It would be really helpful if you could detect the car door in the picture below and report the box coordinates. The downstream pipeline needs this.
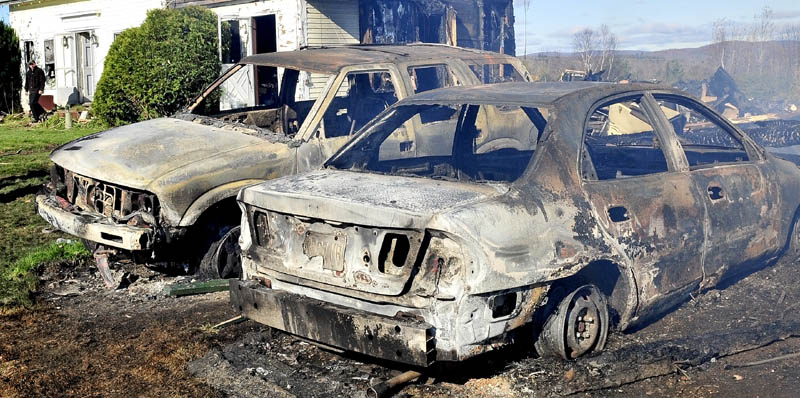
[651,94,780,286]
[580,92,707,316]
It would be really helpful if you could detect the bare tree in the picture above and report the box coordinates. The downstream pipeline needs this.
[573,28,597,72]
[598,24,617,77]
[753,6,775,72]
[522,0,531,57]
[712,18,728,68]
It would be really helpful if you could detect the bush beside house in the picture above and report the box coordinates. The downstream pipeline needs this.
[0,21,22,114]
[93,6,221,126]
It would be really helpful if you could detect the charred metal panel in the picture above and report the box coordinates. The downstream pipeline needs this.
[230,280,435,366]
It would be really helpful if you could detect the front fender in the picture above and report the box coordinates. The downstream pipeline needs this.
[179,179,263,227]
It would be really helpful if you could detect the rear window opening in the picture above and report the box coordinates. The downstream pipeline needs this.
[327,103,551,183]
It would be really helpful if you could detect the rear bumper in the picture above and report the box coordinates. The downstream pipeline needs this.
[229,280,436,367]
[36,194,154,251]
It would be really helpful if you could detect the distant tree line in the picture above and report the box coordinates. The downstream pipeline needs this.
[711,6,800,101]
[522,6,800,104]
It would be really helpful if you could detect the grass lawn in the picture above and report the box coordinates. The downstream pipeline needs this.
[0,115,105,308]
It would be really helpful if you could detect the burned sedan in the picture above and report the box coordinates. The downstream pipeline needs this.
[231,81,800,366]
[35,44,528,285]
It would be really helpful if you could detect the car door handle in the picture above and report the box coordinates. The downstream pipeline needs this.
[608,206,630,223]
[708,186,724,200]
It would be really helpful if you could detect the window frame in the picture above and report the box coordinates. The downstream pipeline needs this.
[579,92,684,182]
[299,64,405,142]
[649,92,763,170]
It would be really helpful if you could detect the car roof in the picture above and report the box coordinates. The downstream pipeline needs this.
[398,81,677,107]
[240,44,518,74]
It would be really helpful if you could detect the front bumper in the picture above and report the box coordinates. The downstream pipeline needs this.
[36,194,154,251]
[230,280,436,366]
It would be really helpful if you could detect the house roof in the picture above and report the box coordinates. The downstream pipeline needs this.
[241,43,519,74]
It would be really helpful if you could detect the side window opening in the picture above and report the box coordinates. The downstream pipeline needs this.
[653,95,749,168]
[333,103,547,183]
[469,63,525,84]
[318,70,399,138]
[408,64,457,94]
[583,97,670,181]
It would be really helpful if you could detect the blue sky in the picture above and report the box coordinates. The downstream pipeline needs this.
[513,0,800,53]
[1,5,8,24]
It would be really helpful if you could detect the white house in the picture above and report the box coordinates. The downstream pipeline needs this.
[2,0,164,107]
[4,0,515,109]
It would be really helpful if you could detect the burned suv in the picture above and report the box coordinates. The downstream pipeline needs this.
[232,82,800,366]
[35,44,528,285]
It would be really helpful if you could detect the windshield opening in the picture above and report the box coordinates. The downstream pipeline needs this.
[189,64,332,137]
[327,103,550,183]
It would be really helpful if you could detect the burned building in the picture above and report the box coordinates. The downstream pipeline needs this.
[167,0,515,55]
[358,0,515,54]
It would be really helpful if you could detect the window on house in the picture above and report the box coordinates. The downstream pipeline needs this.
[44,39,55,80]
[221,20,243,64]
[582,96,670,180]
[23,41,35,65]
[653,95,750,168]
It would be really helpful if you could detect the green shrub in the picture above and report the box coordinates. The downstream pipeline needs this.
[0,21,22,114]
[93,6,221,126]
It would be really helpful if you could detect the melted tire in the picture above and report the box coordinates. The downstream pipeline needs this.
[198,226,242,280]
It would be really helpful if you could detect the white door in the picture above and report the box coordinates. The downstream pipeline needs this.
[220,18,255,110]
[77,32,96,100]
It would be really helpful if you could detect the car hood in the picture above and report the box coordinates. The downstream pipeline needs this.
[239,169,508,229]
[50,117,268,190]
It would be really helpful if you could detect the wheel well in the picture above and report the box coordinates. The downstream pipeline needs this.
[193,197,241,231]
[552,260,635,329]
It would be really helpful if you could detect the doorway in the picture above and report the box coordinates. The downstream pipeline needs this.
[252,15,278,106]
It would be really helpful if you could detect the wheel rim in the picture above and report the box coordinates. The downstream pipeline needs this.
[564,288,603,358]
[535,284,609,360]
[214,226,242,279]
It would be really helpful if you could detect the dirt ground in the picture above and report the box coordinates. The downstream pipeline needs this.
[1,253,799,398]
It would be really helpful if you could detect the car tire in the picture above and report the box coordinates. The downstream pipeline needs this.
[534,284,609,360]
[198,225,242,280]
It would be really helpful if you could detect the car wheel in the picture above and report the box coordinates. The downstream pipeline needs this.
[198,226,242,280]
[534,284,609,360]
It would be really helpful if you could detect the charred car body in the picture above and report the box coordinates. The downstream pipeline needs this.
[232,82,800,366]
[35,44,528,283]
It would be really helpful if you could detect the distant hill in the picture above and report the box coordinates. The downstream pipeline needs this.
[522,40,800,106]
